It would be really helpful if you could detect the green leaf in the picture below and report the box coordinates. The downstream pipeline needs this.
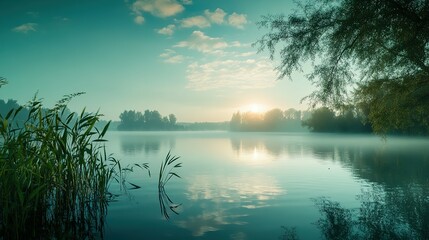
[100,121,110,138]
[5,109,14,120]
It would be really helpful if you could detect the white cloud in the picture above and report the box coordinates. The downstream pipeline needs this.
[160,49,185,63]
[228,12,247,29]
[159,49,174,58]
[230,41,242,47]
[175,31,228,54]
[157,24,175,35]
[186,58,277,90]
[165,55,185,63]
[134,15,145,24]
[177,9,247,29]
[239,51,256,57]
[181,16,211,28]
[181,0,192,5]
[204,8,226,24]
[131,0,184,23]
[12,23,38,33]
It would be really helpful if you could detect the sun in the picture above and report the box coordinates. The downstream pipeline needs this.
[242,103,267,113]
[250,104,263,113]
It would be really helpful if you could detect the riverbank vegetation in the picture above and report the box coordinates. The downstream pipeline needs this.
[229,106,373,133]
[302,107,372,133]
[0,79,181,238]
[256,0,429,136]
[0,87,113,238]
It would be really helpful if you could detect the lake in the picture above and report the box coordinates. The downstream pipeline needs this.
[103,131,429,239]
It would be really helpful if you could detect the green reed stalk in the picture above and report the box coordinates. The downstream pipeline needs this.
[0,93,115,239]
[158,151,182,220]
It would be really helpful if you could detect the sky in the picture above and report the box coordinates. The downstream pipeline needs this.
[1,0,315,122]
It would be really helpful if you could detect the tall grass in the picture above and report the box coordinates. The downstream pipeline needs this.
[0,92,114,239]
[0,79,182,238]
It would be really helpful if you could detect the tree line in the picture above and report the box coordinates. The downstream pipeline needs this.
[302,107,372,133]
[118,109,182,131]
[230,108,309,132]
[230,107,373,133]
[0,98,74,126]
[0,98,414,134]
[0,98,115,131]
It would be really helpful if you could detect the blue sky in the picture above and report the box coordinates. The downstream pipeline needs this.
[1,0,314,122]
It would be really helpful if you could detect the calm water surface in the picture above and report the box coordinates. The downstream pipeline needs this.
[103,131,429,239]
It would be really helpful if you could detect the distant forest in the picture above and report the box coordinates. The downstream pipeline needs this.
[118,110,182,130]
[0,98,110,130]
[117,110,229,131]
[230,108,309,132]
[0,99,380,134]
[230,107,372,133]
[0,99,74,125]
[0,99,26,123]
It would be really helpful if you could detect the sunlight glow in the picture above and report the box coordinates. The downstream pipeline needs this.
[252,147,261,160]
[242,103,267,113]
[235,145,275,164]
[250,104,262,113]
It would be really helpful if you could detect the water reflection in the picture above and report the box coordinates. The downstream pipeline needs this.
[120,133,176,155]
[230,134,429,187]
[176,209,247,237]
[312,184,429,240]
[109,132,429,239]
[230,134,304,159]
[177,174,284,236]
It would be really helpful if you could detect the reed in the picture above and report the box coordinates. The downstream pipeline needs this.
[158,151,182,220]
[0,92,114,239]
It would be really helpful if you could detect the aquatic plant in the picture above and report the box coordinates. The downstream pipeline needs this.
[0,92,114,239]
[0,79,182,238]
[158,151,182,220]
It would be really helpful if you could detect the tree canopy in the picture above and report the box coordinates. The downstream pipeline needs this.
[302,107,372,133]
[256,0,429,135]
[118,109,181,130]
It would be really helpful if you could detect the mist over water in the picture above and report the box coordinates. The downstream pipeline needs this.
[103,132,429,239]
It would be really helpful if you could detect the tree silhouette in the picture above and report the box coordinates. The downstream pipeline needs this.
[303,107,336,132]
[230,108,309,132]
[118,109,180,131]
[256,0,429,135]
[168,114,177,125]
[303,107,371,133]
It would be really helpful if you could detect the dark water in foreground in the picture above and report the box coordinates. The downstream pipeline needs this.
[103,132,429,239]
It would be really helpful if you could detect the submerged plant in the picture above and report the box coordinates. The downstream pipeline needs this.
[0,92,114,239]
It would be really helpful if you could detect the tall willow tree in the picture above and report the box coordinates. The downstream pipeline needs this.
[256,0,429,135]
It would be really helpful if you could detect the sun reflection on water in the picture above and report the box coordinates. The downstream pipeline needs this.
[236,145,277,164]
